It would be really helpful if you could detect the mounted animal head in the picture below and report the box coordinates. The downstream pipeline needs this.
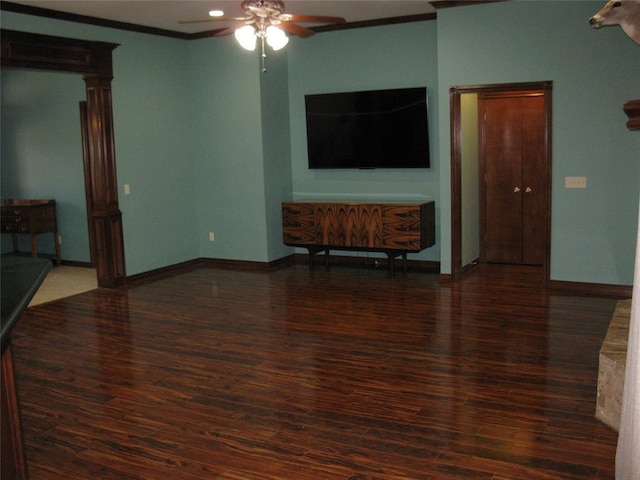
[590,0,640,45]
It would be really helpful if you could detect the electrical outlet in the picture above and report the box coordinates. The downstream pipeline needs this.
[565,176,587,189]
[209,232,215,242]
[124,184,131,195]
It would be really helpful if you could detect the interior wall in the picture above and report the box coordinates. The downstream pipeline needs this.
[187,35,294,264]
[437,1,640,284]
[2,2,639,285]
[188,36,274,263]
[113,32,197,275]
[0,12,199,276]
[260,52,294,262]
[1,69,89,262]
[286,20,440,262]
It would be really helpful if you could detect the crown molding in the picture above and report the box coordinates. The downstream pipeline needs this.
[0,1,192,39]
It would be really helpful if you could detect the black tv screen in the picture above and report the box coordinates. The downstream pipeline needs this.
[305,87,430,169]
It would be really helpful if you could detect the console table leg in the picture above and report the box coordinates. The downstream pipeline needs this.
[30,235,38,258]
[387,252,395,276]
[53,232,61,265]
[385,252,409,276]
[307,247,329,270]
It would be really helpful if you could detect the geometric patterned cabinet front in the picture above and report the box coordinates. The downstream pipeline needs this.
[282,201,435,274]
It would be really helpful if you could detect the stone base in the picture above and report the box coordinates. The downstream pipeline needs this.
[596,299,631,431]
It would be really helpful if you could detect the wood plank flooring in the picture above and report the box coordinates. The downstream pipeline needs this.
[11,264,620,479]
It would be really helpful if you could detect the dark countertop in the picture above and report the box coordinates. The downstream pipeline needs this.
[1,255,51,347]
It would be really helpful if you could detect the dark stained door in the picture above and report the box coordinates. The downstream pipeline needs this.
[480,92,546,265]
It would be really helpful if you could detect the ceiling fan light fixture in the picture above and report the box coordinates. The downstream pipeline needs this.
[180,1,345,71]
[235,25,257,50]
[265,26,289,51]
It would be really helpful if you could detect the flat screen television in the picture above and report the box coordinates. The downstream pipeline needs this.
[305,87,430,169]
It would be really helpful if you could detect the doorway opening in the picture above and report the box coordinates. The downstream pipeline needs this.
[450,81,552,285]
[2,29,126,288]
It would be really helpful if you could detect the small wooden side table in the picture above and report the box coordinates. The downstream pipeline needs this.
[1,199,61,265]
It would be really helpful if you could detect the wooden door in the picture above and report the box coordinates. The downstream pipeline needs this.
[480,92,546,265]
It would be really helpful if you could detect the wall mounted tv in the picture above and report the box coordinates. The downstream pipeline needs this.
[305,87,430,169]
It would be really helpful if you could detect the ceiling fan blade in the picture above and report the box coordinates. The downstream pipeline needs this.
[278,21,315,38]
[213,23,248,37]
[179,17,249,24]
[282,14,346,24]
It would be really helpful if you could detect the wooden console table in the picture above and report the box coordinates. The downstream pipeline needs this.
[1,199,61,265]
[282,200,435,274]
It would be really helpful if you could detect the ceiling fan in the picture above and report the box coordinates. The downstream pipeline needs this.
[180,1,347,71]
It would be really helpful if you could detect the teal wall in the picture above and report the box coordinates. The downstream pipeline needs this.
[112,31,196,274]
[2,1,639,285]
[188,36,268,262]
[259,51,294,261]
[286,21,440,262]
[1,13,197,275]
[188,37,292,263]
[437,1,640,284]
[1,70,89,261]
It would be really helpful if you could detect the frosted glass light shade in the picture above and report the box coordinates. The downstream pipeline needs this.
[266,26,289,51]
[235,26,257,51]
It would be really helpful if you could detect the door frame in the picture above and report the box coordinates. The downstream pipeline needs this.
[1,29,126,287]
[449,81,552,285]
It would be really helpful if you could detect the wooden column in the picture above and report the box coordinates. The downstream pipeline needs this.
[83,74,126,287]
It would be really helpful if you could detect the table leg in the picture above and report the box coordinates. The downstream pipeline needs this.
[30,235,37,258]
[53,232,61,265]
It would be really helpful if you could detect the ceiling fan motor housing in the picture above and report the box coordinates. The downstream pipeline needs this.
[242,1,286,18]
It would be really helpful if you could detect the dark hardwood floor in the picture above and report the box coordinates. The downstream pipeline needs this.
[11,263,620,479]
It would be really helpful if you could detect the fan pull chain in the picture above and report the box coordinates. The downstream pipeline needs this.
[261,35,267,73]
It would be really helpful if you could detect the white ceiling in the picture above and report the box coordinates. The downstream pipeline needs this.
[6,1,440,35]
